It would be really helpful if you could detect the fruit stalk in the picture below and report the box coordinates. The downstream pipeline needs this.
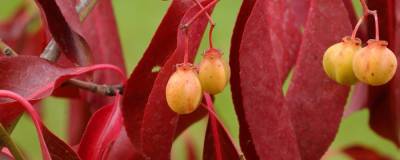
[352,0,380,40]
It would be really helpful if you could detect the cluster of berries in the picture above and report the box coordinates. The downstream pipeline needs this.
[166,48,230,114]
[323,36,397,86]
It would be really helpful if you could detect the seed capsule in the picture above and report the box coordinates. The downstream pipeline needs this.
[322,37,361,85]
[352,40,397,86]
[199,48,231,94]
[166,63,202,114]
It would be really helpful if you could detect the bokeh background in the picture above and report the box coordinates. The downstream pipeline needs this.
[0,0,400,159]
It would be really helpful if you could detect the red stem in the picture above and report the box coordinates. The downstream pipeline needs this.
[0,90,51,160]
[202,93,243,157]
[191,0,216,48]
[351,15,365,40]
[184,30,189,64]
[204,93,223,160]
[209,24,215,48]
[183,0,217,28]
[353,0,380,40]
[372,11,380,40]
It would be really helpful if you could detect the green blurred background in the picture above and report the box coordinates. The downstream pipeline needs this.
[1,0,400,159]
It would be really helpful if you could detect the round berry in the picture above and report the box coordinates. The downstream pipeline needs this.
[353,40,397,86]
[165,63,202,114]
[198,48,230,94]
[322,37,361,85]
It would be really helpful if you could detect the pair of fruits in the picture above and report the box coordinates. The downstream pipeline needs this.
[165,48,230,114]
[323,36,397,86]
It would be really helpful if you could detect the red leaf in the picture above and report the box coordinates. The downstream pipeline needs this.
[67,0,127,145]
[77,95,123,160]
[105,129,136,160]
[202,94,241,160]
[33,0,91,65]
[231,0,302,159]
[81,0,127,110]
[0,90,80,160]
[231,0,352,159]
[285,0,352,159]
[342,0,358,27]
[42,126,80,160]
[229,0,257,158]
[362,0,400,147]
[68,100,91,145]
[122,0,194,150]
[343,145,392,160]
[0,56,124,127]
[0,3,32,48]
[175,107,207,139]
[139,0,216,158]
[285,0,310,28]
[122,0,211,155]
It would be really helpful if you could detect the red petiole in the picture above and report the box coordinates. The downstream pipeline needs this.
[202,93,243,158]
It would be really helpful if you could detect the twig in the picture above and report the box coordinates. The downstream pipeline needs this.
[0,123,26,160]
[40,0,99,61]
[67,79,123,96]
[0,41,123,96]
[0,40,18,57]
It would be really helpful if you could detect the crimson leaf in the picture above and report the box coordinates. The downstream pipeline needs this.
[33,0,91,65]
[139,1,215,158]
[285,0,352,159]
[77,96,123,160]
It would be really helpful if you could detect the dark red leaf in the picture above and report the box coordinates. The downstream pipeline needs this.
[33,0,91,65]
[175,107,207,139]
[285,0,310,29]
[0,90,80,160]
[105,129,136,160]
[343,145,392,160]
[0,3,32,48]
[229,0,257,158]
[122,0,194,151]
[202,94,241,160]
[77,95,123,160]
[363,0,400,147]
[0,56,124,128]
[231,0,303,159]
[68,100,91,145]
[285,0,352,159]
[17,24,49,56]
[81,0,127,110]
[342,0,358,27]
[42,126,80,160]
[140,1,215,158]
[122,1,211,156]
[67,0,128,145]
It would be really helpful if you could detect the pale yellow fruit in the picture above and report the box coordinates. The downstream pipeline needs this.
[353,40,397,86]
[165,63,202,114]
[322,37,361,85]
[199,49,231,94]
